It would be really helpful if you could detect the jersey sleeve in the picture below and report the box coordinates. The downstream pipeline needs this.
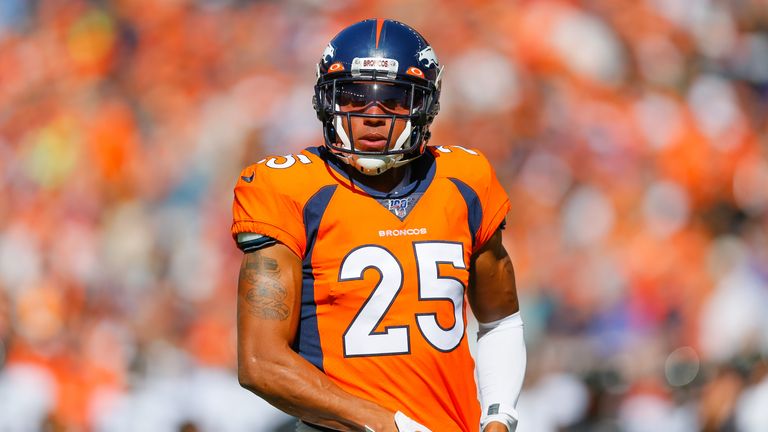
[475,154,511,251]
[231,164,306,258]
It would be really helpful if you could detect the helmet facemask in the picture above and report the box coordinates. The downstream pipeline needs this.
[315,74,441,175]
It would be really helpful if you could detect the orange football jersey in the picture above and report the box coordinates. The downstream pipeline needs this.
[232,145,510,431]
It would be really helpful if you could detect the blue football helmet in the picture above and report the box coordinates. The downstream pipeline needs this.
[313,19,443,175]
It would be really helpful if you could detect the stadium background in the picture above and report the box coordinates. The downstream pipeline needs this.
[1,0,767,430]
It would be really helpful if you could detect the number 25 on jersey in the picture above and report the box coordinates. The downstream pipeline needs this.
[341,241,465,357]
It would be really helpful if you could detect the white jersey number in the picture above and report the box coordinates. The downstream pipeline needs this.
[341,242,466,357]
[258,154,312,169]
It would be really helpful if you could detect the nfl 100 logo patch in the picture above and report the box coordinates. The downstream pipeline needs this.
[377,193,422,220]
[387,197,411,218]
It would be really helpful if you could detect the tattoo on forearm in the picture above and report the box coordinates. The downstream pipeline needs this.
[240,253,289,320]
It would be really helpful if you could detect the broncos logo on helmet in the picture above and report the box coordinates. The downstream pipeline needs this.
[322,43,335,65]
[417,46,439,68]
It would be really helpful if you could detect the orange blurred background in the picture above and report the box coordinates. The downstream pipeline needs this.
[1,0,767,430]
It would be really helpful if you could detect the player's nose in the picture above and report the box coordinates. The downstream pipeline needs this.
[362,103,387,126]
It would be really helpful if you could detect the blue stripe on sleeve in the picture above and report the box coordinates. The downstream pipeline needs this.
[448,178,483,249]
[293,184,337,371]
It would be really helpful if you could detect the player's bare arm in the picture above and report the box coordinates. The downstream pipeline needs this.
[468,228,520,321]
[237,242,398,432]
[469,228,527,432]
[241,253,289,320]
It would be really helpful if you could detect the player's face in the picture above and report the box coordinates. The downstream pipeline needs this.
[336,82,416,153]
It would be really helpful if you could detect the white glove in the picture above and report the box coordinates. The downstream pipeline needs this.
[394,411,432,432]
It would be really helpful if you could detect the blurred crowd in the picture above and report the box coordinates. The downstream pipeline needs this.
[1,0,768,430]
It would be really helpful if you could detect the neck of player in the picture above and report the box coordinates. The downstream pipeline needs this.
[349,165,410,194]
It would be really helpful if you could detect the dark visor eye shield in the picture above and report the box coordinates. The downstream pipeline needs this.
[332,82,426,114]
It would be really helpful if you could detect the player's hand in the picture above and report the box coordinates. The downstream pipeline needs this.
[393,411,432,432]
[482,421,510,432]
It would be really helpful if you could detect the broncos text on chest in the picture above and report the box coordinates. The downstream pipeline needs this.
[378,227,428,237]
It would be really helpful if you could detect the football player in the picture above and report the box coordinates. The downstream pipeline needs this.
[233,19,526,432]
